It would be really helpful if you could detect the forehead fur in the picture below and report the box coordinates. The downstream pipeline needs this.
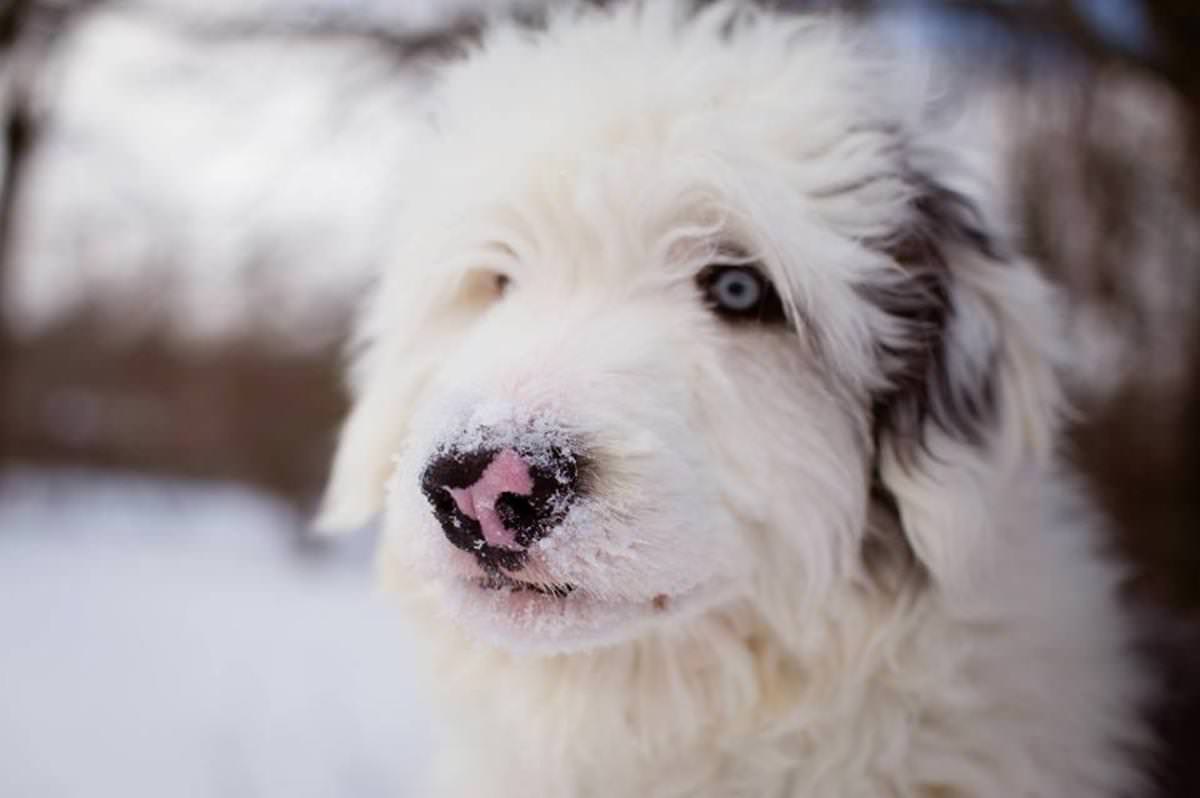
[407,2,926,239]
[358,1,950,397]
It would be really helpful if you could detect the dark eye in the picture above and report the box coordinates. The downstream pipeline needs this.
[697,264,787,324]
[495,273,511,295]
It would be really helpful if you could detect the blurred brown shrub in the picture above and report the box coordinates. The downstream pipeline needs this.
[2,312,347,506]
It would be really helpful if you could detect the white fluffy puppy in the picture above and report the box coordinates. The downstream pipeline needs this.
[319,2,1149,796]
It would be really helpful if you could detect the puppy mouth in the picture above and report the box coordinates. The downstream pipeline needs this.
[475,570,576,599]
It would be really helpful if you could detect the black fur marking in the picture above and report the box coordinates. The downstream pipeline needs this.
[865,179,1004,465]
[858,178,1005,583]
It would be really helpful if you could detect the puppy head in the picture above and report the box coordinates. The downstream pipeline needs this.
[320,2,1063,652]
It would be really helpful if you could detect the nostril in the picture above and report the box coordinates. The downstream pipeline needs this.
[495,492,537,531]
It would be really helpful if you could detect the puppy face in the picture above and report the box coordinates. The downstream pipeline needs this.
[322,3,1020,652]
[386,212,874,650]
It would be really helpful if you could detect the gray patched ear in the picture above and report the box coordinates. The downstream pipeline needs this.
[867,177,1004,461]
[864,171,1063,593]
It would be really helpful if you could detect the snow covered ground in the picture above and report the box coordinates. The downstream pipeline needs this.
[0,469,436,798]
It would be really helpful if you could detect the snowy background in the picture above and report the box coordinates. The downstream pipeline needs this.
[0,470,436,798]
[1,2,521,795]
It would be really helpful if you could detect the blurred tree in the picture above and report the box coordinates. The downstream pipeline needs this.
[953,0,1200,611]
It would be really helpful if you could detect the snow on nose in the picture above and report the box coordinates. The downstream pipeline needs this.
[445,449,533,550]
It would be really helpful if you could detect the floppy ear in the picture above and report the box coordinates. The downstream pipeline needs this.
[315,369,410,534]
[867,169,1066,594]
[314,282,462,534]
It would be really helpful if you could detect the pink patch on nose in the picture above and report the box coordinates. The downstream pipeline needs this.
[446,449,534,550]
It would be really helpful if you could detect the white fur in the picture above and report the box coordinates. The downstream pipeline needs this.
[320,3,1149,796]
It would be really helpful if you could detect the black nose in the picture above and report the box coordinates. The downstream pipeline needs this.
[420,442,580,571]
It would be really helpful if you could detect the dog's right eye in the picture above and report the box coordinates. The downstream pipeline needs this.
[495,273,511,296]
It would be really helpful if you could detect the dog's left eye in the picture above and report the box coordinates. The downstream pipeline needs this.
[697,265,786,324]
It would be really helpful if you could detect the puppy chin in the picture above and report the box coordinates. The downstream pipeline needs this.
[385,507,736,654]
[435,568,737,655]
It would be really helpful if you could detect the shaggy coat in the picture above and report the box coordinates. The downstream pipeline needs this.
[320,3,1149,796]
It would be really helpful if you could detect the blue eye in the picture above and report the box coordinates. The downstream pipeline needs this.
[711,268,762,311]
[698,264,786,324]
